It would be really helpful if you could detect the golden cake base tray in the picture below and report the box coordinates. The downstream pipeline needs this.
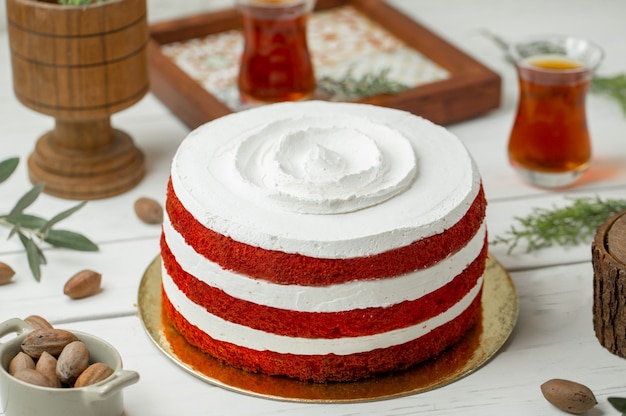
[137,255,518,403]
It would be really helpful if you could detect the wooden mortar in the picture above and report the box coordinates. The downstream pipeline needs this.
[592,210,626,357]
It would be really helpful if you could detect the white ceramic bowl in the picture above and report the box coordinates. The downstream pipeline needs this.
[0,318,139,416]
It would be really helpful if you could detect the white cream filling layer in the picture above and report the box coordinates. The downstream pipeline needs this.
[171,101,481,259]
[163,213,486,313]
[162,268,483,356]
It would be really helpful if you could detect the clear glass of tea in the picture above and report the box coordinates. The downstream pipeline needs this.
[507,36,603,188]
[236,0,316,104]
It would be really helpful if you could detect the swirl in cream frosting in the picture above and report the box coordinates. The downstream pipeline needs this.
[233,115,417,214]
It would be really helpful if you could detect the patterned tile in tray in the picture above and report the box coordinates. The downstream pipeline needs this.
[161,5,449,111]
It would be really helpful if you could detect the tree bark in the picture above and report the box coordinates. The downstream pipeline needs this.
[592,211,626,357]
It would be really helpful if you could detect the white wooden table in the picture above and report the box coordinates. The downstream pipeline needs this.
[2,0,626,414]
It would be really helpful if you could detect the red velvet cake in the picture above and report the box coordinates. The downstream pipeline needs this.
[161,101,487,382]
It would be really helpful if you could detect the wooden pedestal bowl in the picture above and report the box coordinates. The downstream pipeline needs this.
[7,0,149,200]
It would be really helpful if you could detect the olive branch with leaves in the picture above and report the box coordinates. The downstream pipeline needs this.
[0,157,98,282]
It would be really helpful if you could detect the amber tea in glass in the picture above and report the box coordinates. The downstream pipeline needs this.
[236,0,316,103]
[507,36,603,188]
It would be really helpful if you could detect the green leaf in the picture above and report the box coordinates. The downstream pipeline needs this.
[40,201,87,235]
[2,213,47,229]
[591,74,626,116]
[0,157,19,184]
[8,184,45,218]
[18,232,46,282]
[44,229,99,251]
[7,223,19,239]
[608,397,626,413]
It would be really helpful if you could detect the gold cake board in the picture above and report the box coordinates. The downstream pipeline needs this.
[137,255,518,403]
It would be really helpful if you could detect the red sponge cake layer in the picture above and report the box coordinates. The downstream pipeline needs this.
[161,236,487,339]
[165,178,486,285]
[162,287,483,383]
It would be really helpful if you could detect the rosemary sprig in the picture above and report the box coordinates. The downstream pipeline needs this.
[491,196,626,254]
[317,68,410,101]
[591,73,626,116]
[0,157,99,281]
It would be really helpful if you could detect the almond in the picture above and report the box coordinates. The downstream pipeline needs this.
[21,328,79,359]
[134,197,163,224]
[74,362,114,388]
[8,352,35,376]
[13,368,56,388]
[63,269,101,299]
[36,351,62,388]
[56,341,90,385]
[24,315,54,330]
[541,378,597,414]
[0,262,15,285]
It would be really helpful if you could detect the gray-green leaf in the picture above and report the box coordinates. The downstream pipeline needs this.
[2,213,47,229]
[44,229,99,251]
[8,184,45,218]
[18,232,46,282]
[40,201,87,235]
[0,157,19,184]
[608,397,626,414]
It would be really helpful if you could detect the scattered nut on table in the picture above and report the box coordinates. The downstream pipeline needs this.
[541,378,597,414]
[134,197,164,224]
[0,262,15,285]
[63,269,102,299]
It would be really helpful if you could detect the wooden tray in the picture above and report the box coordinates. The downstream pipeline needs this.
[148,0,501,129]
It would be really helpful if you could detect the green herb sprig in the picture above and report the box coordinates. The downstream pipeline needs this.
[317,68,410,101]
[591,73,626,116]
[0,157,98,281]
[491,196,626,254]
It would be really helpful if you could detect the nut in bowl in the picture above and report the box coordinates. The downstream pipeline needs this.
[0,318,139,416]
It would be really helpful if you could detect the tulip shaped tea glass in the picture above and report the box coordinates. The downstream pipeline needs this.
[507,36,603,188]
[236,0,316,103]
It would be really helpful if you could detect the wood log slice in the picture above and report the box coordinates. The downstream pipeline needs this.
[592,210,626,357]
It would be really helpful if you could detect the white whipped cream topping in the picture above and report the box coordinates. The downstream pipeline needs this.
[162,267,483,356]
[163,212,486,312]
[233,115,417,214]
[171,101,480,258]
